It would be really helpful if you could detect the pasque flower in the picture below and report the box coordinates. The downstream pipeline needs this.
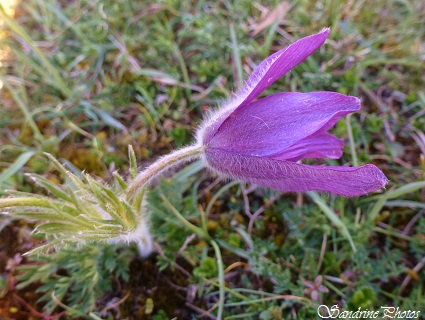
[195,28,387,197]
[0,29,388,258]
[128,28,387,199]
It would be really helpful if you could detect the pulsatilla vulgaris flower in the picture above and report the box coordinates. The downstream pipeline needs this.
[127,29,387,200]
[195,28,387,197]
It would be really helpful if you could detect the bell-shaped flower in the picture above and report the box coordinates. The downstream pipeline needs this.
[195,28,387,197]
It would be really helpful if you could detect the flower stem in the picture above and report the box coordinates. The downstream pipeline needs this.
[127,144,203,200]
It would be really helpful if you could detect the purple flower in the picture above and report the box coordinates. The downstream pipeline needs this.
[196,29,387,197]
[303,276,329,302]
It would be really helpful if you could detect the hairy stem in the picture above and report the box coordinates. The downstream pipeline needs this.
[127,144,203,200]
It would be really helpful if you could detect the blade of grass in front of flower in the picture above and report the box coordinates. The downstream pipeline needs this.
[368,181,425,222]
[307,191,356,252]
[0,151,35,188]
[87,313,103,320]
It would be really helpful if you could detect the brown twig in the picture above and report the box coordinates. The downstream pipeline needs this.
[399,255,425,295]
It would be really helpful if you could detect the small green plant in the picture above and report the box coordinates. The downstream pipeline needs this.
[0,148,152,256]
[17,244,132,316]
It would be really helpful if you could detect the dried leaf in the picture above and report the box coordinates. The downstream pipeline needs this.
[251,2,289,36]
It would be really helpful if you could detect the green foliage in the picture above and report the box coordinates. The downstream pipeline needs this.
[17,244,132,316]
[193,256,218,279]
[0,152,151,254]
[348,286,377,310]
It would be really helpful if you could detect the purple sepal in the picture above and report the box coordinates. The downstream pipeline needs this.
[201,29,330,145]
[208,92,360,157]
[205,149,388,197]
[198,29,388,196]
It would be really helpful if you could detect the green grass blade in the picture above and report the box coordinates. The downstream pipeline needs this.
[0,77,44,143]
[0,4,71,97]
[0,151,35,187]
[368,181,425,221]
[346,114,359,167]
[308,191,356,252]
[385,181,425,200]
[230,24,243,89]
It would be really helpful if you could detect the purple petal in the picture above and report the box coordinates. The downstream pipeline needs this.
[268,133,343,162]
[303,280,315,289]
[318,285,329,293]
[237,28,330,107]
[200,29,330,145]
[208,92,360,156]
[205,149,388,197]
[311,290,319,301]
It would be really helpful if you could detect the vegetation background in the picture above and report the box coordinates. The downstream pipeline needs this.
[0,0,424,319]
